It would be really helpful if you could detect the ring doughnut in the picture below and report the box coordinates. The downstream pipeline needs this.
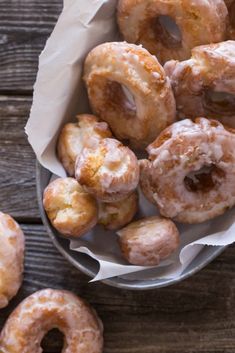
[75,138,140,202]
[0,212,24,309]
[43,178,98,238]
[225,0,235,39]
[57,114,112,176]
[84,42,176,149]
[98,191,138,230]
[0,289,103,353]
[164,41,235,127]
[140,118,235,224]
[117,0,227,64]
[117,216,179,266]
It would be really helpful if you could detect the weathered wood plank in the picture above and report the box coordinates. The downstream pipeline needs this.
[0,0,62,92]
[1,224,235,353]
[0,96,39,220]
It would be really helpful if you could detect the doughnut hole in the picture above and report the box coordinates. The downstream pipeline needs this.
[184,165,225,193]
[75,138,140,202]
[41,329,64,352]
[57,115,112,176]
[152,15,182,49]
[203,89,235,115]
[117,216,180,266]
[43,178,98,238]
[105,80,137,117]
[98,191,138,230]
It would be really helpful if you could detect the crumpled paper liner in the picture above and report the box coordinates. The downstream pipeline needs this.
[25,0,235,282]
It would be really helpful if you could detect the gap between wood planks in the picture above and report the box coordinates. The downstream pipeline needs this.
[0,89,33,96]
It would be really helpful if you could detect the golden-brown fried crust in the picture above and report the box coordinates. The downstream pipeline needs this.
[84,42,176,149]
[164,41,235,127]
[117,0,227,64]
[57,114,112,176]
[43,178,98,238]
[98,191,139,230]
[117,216,179,266]
[0,212,25,309]
[140,118,235,224]
[75,138,140,202]
[0,289,103,353]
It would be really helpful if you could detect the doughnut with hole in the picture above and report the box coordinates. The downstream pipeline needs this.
[117,0,227,63]
[140,118,235,224]
[0,212,24,309]
[164,41,235,127]
[0,289,103,353]
[84,42,176,149]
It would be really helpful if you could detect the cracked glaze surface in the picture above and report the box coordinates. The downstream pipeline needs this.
[0,289,103,353]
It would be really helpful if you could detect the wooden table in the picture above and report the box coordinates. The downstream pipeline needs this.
[1,1,235,352]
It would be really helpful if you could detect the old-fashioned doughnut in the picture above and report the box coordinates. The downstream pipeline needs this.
[0,212,24,309]
[84,42,176,149]
[140,118,235,224]
[98,191,138,230]
[117,0,227,64]
[75,138,140,202]
[57,114,112,176]
[43,178,98,238]
[225,0,235,39]
[0,289,103,353]
[117,216,179,266]
[164,41,235,127]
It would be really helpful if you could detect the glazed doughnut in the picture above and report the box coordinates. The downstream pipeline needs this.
[117,0,227,64]
[75,138,140,202]
[43,178,98,238]
[84,42,176,149]
[0,289,103,353]
[164,41,235,127]
[57,114,112,176]
[98,191,138,230]
[225,0,235,39]
[117,216,179,266]
[0,212,24,309]
[140,118,235,224]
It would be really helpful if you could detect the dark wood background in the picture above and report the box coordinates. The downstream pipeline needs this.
[1,1,235,352]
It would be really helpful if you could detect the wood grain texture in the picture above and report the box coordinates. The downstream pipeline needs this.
[0,96,39,221]
[0,224,235,353]
[0,0,62,93]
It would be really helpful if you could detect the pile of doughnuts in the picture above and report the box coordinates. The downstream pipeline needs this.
[42,0,235,268]
[3,3,235,350]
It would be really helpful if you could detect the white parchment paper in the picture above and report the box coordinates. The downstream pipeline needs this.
[25,0,235,282]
